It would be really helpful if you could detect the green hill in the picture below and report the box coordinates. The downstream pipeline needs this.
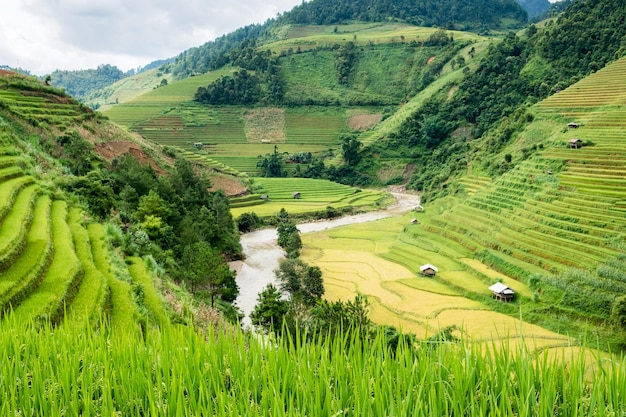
[0,71,250,327]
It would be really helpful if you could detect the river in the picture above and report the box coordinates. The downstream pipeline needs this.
[233,192,421,327]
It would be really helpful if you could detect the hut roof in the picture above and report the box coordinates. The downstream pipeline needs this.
[569,138,582,143]
[420,264,438,273]
[488,282,514,295]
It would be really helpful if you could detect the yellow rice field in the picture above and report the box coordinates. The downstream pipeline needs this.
[301,216,572,352]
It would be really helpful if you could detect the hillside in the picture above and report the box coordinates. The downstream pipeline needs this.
[300,54,626,350]
[0,71,253,326]
[104,24,485,183]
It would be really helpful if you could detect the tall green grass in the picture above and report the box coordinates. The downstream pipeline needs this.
[87,223,139,330]
[0,318,623,416]
[12,200,83,324]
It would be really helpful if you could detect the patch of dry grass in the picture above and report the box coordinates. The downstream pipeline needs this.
[243,107,286,143]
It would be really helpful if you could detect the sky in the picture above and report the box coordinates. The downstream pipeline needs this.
[0,0,303,76]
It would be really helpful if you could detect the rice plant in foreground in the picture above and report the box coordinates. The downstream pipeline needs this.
[1,316,624,416]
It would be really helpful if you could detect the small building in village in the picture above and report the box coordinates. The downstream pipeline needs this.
[488,282,515,302]
[569,138,583,149]
[420,264,438,277]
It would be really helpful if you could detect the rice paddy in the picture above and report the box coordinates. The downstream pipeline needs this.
[301,55,626,353]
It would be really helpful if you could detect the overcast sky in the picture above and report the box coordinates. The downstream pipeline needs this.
[0,0,302,76]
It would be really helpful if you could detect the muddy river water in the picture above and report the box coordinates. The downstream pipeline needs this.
[233,192,421,327]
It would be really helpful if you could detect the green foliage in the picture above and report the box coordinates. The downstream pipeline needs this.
[280,0,527,30]
[334,41,359,85]
[250,283,289,333]
[64,171,115,219]
[276,258,325,307]
[276,214,302,258]
[341,133,362,166]
[236,211,263,233]
[1,319,625,415]
[48,64,127,102]
[256,145,285,178]
[612,295,626,330]
[180,241,239,306]
[306,294,372,340]
[195,69,261,105]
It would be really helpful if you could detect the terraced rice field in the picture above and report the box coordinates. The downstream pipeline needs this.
[104,67,361,175]
[0,77,88,129]
[0,142,165,328]
[230,177,389,218]
[302,55,626,352]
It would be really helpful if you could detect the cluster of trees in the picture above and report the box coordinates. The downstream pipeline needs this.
[48,64,128,103]
[162,24,269,79]
[57,144,242,320]
[195,70,261,105]
[280,0,527,31]
[194,41,285,105]
[334,42,359,86]
[250,208,372,341]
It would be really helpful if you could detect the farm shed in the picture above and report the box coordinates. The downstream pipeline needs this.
[419,264,438,277]
[292,191,301,199]
[260,194,269,200]
[567,122,579,129]
[193,142,203,149]
[411,218,419,224]
[569,138,583,149]
[488,282,515,302]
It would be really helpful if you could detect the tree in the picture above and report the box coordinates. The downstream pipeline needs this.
[137,190,170,222]
[341,134,362,166]
[250,284,288,333]
[276,258,324,307]
[180,241,239,306]
[257,145,285,177]
[276,218,302,257]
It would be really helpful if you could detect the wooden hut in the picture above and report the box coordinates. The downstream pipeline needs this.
[567,122,579,129]
[419,264,438,277]
[569,138,583,149]
[193,142,203,149]
[292,191,301,199]
[260,194,269,200]
[488,282,515,302]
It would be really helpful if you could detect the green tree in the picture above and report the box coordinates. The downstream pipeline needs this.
[180,242,239,306]
[257,145,285,177]
[250,284,289,333]
[137,190,170,222]
[276,219,302,257]
[341,134,362,166]
[276,258,324,307]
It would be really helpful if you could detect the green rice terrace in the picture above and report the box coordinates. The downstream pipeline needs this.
[103,23,484,177]
[302,55,626,351]
[230,177,390,218]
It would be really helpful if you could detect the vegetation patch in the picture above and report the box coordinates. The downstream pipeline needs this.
[243,107,286,143]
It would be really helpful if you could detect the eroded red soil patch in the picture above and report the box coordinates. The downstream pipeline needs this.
[95,141,167,175]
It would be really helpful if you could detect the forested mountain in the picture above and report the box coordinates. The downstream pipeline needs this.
[47,64,129,102]
[280,0,527,30]
[162,0,528,80]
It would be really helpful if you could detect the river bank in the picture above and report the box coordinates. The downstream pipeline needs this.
[233,191,421,327]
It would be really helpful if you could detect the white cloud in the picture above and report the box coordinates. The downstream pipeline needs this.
[0,0,301,75]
